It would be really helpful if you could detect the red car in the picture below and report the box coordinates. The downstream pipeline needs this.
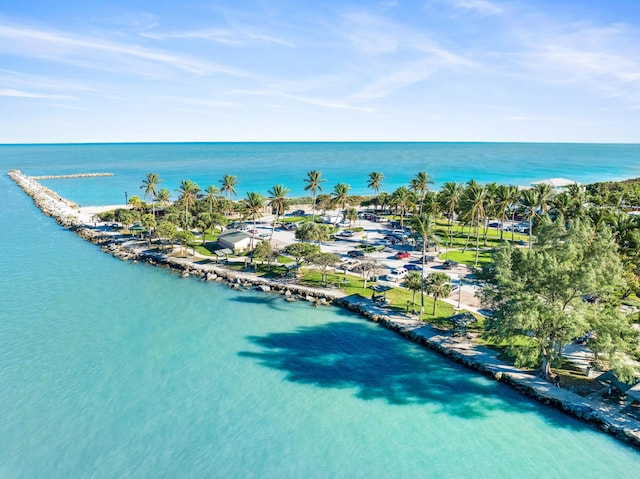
[394,252,410,260]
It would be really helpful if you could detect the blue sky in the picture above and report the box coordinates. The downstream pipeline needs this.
[1,0,639,143]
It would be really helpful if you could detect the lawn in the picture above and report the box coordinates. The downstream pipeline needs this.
[439,249,493,266]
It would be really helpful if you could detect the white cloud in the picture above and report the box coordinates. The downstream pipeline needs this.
[0,88,73,99]
[141,27,295,48]
[444,0,503,15]
[0,24,245,77]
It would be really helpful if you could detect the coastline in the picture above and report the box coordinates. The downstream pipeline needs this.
[8,168,640,450]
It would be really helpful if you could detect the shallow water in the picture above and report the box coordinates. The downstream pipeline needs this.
[2,145,640,477]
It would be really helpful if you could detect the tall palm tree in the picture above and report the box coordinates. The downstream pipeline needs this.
[157,188,171,207]
[462,182,487,265]
[411,212,436,316]
[177,179,200,230]
[220,175,238,201]
[439,181,463,251]
[410,171,434,214]
[367,172,384,207]
[205,185,221,215]
[520,188,538,249]
[331,183,351,223]
[140,172,163,217]
[390,186,415,228]
[268,184,290,240]
[304,170,326,222]
[532,183,555,218]
[242,192,266,251]
[494,184,514,241]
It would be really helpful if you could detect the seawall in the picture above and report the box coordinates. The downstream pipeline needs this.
[7,169,640,450]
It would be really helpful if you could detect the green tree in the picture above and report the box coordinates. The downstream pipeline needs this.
[205,185,221,215]
[141,213,156,244]
[344,207,358,226]
[304,170,326,222]
[242,192,265,251]
[156,220,176,250]
[331,183,351,223]
[425,272,451,316]
[220,174,238,201]
[253,240,275,270]
[283,242,320,266]
[307,252,341,284]
[367,171,384,199]
[157,188,171,207]
[439,181,464,251]
[268,184,290,240]
[140,172,163,218]
[481,220,636,381]
[411,213,437,315]
[404,271,423,313]
[461,182,487,265]
[295,222,318,243]
[410,171,434,214]
[390,186,414,228]
[177,179,200,229]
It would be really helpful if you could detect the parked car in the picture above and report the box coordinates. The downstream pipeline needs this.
[338,229,355,237]
[442,259,458,269]
[347,250,365,258]
[385,268,408,282]
[404,263,423,271]
[394,251,410,260]
[290,209,306,216]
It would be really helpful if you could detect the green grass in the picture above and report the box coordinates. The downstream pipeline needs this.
[439,249,493,266]
[298,269,457,323]
[435,221,528,249]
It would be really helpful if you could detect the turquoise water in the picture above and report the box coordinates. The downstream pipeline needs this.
[2,144,640,477]
[1,142,639,206]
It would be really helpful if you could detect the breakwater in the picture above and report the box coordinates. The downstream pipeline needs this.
[31,173,114,179]
[7,169,640,450]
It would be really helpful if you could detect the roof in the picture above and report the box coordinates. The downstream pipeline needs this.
[218,229,250,244]
[531,178,579,188]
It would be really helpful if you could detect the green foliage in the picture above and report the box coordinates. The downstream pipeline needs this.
[283,242,320,265]
[482,219,636,379]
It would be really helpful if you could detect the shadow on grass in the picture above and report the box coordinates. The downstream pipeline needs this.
[239,321,556,420]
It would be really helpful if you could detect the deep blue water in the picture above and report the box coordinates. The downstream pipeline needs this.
[1,143,640,477]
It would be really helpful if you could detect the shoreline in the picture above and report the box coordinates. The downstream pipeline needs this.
[8,169,640,450]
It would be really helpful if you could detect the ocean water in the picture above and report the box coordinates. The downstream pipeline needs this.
[2,143,640,477]
[1,142,639,206]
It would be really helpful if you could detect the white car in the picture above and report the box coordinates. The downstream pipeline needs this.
[385,268,408,282]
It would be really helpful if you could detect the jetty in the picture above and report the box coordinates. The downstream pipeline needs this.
[7,169,640,450]
[31,172,114,180]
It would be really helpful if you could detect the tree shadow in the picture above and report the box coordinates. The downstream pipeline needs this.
[229,294,289,311]
[239,321,544,419]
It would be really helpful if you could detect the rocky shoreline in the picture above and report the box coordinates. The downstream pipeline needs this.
[31,172,114,179]
[8,169,640,450]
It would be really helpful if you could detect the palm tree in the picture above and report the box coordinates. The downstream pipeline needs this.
[304,170,326,222]
[140,172,163,218]
[410,171,434,214]
[177,179,200,230]
[439,182,463,251]
[411,212,436,316]
[205,185,221,215]
[390,186,415,228]
[268,184,290,240]
[242,192,265,251]
[462,182,487,265]
[520,188,538,249]
[532,183,555,218]
[494,184,514,241]
[157,188,171,207]
[367,171,384,206]
[331,183,351,223]
[425,272,451,316]
[220,175,238,201]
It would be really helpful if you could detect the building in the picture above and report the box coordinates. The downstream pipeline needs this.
[531,178,580,192]
[216,229,252,253]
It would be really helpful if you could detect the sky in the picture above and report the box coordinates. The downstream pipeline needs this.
[1,0,640,143]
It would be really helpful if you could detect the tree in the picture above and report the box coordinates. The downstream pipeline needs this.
[331,183,351,223]
[140,172,163,218]
[295,222,318,243]
[390,186,414,228]
[353,259,381,290]
[404,271,423,313]
[367,171,384,199]
[461,182,487,265]
[304,170,326,222]
[253,240,275,270]
[283,242,320,266]
[220,174,238,201]
[177,179,200,230]
[424,272,451,316]
[411,212,437,315]
[242,192,265,251]
[156,220,176,250]
[157,188,171,207]
[307,252,340,284]
[344,207,358,226]
[205,185,221,215]
[141,213,156,244]
[174,230,195,257]
[481,220,636,381]
[439,181,463,251]
[410,171,434,214]
[196,212,212,244]
[268,184,290,240]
